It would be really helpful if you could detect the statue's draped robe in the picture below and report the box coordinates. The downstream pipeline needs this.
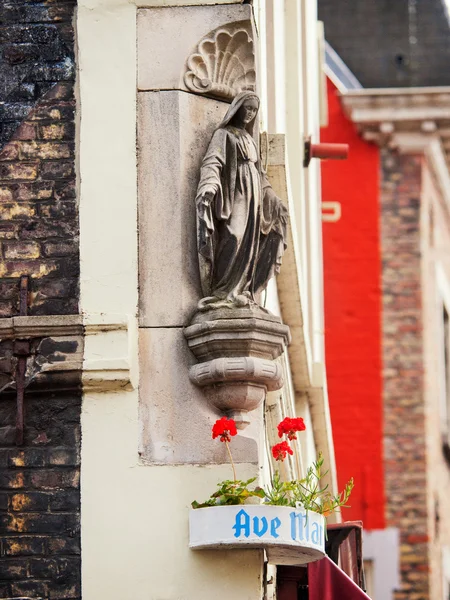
[196,125,288,302]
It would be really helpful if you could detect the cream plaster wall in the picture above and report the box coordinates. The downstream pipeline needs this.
[81,391,261,599]
[421,155,450,600]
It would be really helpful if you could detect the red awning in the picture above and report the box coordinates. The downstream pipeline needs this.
[308,556,372,599]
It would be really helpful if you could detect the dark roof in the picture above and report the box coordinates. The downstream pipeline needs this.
[318,0,450,88]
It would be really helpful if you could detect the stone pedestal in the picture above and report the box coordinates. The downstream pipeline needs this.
[184,307,291,428]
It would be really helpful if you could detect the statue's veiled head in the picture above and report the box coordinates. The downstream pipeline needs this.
[218,91,260,134]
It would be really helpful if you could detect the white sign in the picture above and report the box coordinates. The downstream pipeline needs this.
[190,505,326,566]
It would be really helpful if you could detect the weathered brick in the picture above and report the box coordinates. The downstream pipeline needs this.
[0,142,20,160]
[3,42,40,65]
[11,121,37,141]
[0,426,17,447]
[8,448,46,469]
[0,102,32,122]
[10,578,48,598]
[0,203,36,219]
[0,512,69,534]
[0,186,14,201]
[32,278,76,300]
[14,181,54,201]
[0,558,28,580]
[0,222,19,239]
[30,103,74,122]
[30,297,79,316]
[39,201,77,219]
[50,490,80,512]
[19,141,72,160]
[29,556,80,582]
[29,469,79,490]
[40,160,74,180]
[47,581,81,599]
[0,162,38,180]
[3,241,40,259]
[2,536,46,557]
[0,470,25,489]
[0,493,9,511]
[0,280,19,300]
[47,448,79,467]
[47,536,80,556]
[0,301,15,317]
[39,122,74,141]
[42,241,77,257]
[10,492,50,512]
[44,82,74,102]
[54,180,75,199]
[0,259,58,278]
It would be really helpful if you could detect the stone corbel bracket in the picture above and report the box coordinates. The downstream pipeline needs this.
[184,307,291,428]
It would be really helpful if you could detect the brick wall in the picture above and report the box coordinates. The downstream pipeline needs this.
[0,392,81,599]
[381,150,429,599]
[0,0,78,318]
[0,2,80,598]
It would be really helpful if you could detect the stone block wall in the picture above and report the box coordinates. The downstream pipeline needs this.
[0,2,80,598]
[381,149,429,600]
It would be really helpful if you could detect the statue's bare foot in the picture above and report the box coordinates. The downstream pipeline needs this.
[234,294,250,307]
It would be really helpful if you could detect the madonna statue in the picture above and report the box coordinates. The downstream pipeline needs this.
[195,91,288,310]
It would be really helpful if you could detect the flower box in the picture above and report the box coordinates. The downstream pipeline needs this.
[189,504,326,566]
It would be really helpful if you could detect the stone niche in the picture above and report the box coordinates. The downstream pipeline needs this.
[137,4,289,463]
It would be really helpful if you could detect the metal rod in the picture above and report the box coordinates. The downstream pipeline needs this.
[19,275,28,316]
[15,275,29,446]
[15,356,26,446]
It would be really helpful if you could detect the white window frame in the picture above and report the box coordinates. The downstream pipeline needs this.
[436,263,450,446]
[442,546,450,600]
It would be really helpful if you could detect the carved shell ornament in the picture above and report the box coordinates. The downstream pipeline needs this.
[184,23,256,102]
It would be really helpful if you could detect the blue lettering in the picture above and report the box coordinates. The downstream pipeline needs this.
[311,522,319,545]
[233,509,250,538]
[290,512,304,541]
[270,517,281,539]
[253,516,268,537]
[304,513,310,542]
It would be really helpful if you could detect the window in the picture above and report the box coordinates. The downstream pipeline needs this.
[363,560,375,599]
[436,265,450,459]
[443,306,450,438]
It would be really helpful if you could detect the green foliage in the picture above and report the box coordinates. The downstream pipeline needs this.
[265,452,354,516]
[191,454,354,517]
[191,477,266,509]
[263,471,293,506]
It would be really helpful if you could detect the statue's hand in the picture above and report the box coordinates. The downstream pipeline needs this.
[201,190,215,205]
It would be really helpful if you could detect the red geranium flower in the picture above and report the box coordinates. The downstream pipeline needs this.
[272,441,294,462]
[212,417,237,443]
[277,416,306,440]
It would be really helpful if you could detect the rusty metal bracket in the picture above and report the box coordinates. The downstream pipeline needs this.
[13,275,30,445]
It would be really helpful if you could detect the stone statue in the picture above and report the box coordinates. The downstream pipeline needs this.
[195,91,288,311]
